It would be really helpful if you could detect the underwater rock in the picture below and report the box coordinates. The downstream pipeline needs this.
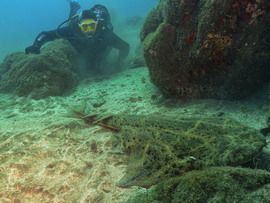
[141,0,270,99]
[104,114,266,188]
[140,2,165,41]
[124,167,270,203]
[127,44,146,69]
[0,39,79,99]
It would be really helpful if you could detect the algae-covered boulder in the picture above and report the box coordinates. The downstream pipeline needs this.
[141,0,270,99]
[128,44,146,69]
[125,167,270,203]
[0,39,79,99]
[104,115,265,188]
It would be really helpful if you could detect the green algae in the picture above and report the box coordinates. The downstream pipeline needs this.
[124,167,270,203]
[103,114,266,188]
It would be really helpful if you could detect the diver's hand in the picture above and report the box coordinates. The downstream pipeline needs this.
[68,0,80,9]
[68,0,80,18]
[25,45,40,54]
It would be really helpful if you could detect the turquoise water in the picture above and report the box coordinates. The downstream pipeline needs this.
[0,0,156,61]
[0,0,269,202]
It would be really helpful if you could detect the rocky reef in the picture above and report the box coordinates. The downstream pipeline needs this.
[141,0,270,99]
[0,40,79,99]
[100,114,266,188]
[125,167,270,203]
[95,114,269,202]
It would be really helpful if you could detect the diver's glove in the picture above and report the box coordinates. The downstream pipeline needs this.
[68,0,80,18]
[68,0,80,10]
[25,45,40,54]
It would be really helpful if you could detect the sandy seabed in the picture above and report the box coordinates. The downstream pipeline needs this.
[0,67,268,203]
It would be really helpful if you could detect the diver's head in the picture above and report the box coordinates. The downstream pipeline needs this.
[79,18,97,36]
[78,10,98,36]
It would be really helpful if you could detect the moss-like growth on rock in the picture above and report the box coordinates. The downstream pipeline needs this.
[0,39,79,99]
[104,114,265,188]
[142,0,270,99]
[125,167,270,203]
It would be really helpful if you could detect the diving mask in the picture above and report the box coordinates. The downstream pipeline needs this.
[79,18,97,35]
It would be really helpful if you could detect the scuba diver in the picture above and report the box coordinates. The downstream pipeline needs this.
[25,0,130,72]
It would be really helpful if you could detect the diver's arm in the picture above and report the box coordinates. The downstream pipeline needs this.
[25,27,73,54]
[68,0,80,19]
[109,32,130,66]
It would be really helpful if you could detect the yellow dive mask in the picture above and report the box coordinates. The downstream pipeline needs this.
[79,18,97,35]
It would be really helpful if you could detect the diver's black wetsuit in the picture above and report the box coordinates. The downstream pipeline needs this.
[31,24,129,67]
[26,4,129,70]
